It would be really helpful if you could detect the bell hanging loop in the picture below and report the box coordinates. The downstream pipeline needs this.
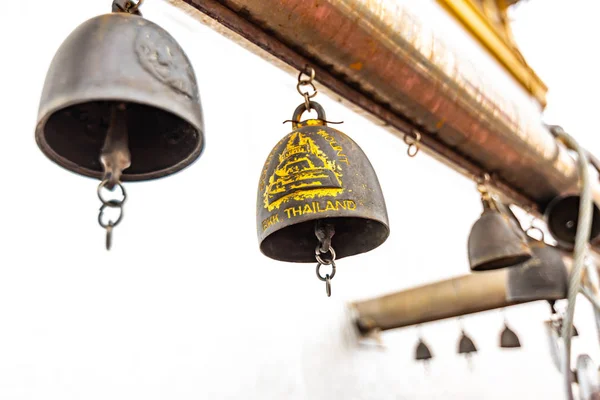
[112,0,144,15]
[292,101,327,129]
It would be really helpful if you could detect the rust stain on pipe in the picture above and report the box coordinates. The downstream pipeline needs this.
[180,0,600,214]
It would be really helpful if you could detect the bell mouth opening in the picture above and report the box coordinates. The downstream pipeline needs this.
[259,216,390,263]
[546,196,600,246]
[37,101,202,181]
[470,254,531,271]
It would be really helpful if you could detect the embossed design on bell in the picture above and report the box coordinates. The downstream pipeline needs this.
[263,131,343,211]
[135,27,198,99]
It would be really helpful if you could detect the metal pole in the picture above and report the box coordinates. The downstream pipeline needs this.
[351,268,517,333]
[351,254,577,332]
[171,0,600,217]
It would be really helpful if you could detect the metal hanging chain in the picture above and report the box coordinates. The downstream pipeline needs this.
[297,66,318,111]
[404,130,421,157]
[315,221,336,297]
[475,173,499,211]
[98,181,127,250]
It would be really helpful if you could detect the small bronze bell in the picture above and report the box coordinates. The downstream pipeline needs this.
[544,195,600,249]
[468,185,532,271]
[506,238,568,302]
[499,323,521,348]
[458,331,478,355]
[257,100,389,296]
[415,338,433,361]
[35,0,204,249]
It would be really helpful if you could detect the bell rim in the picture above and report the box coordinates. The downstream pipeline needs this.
[544,194,600,249]
[469,253,532,271]
[258,216,390,263]
[35,98,205,182]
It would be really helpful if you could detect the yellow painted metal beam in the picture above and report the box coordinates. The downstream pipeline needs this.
[437,0,548,108]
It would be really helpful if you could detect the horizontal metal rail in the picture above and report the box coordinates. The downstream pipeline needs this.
[173,0,600,215]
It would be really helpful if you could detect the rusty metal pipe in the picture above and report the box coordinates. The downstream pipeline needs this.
[173,0,600,214]
[351,268,518,332]
[349,254,600,332]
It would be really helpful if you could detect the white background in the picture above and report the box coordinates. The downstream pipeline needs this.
[0,0,599,398]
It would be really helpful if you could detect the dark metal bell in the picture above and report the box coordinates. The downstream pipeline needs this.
[415,339,433,361]
[544,195,600,249]
[458,331,478,354]
[256,101,389,262]
[500,324,521,348]
[506,239,568,302]
[35,9,204,181]
[468,196,532,271]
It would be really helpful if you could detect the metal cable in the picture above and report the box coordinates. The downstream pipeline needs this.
[557,131,594,400]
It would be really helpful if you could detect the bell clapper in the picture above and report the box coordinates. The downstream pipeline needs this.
[97,103,131,251]
[315,221,337,297]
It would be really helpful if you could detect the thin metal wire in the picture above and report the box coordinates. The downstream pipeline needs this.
[555,130,593,400]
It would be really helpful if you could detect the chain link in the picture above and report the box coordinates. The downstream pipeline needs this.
[315,243,336,297]
[404,130,421,157]
[97,179,127,250]
[297,66,318,111]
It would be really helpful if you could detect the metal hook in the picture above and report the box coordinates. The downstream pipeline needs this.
[316,261,336,297]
